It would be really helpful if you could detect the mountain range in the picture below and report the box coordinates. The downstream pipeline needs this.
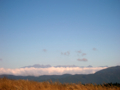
[0,66,120,84]
[22,64,108,68]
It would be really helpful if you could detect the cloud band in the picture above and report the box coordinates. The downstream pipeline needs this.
[0,67,107,77]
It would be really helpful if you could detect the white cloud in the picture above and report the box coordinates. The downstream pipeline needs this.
[0,67,107,77]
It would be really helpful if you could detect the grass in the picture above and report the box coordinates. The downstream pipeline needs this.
[0,77,120,90]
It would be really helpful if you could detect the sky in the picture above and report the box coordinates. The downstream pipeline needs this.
[0,0,120,72]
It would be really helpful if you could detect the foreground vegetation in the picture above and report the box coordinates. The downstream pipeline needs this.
[0,78,120,90]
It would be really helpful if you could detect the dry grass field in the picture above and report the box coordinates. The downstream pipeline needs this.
[0,77,120,90]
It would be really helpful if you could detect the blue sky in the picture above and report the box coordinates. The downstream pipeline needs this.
[0,0,120,69]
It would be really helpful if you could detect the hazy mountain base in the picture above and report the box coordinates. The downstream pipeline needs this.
[0,78,120,90]
[0,66,120,84]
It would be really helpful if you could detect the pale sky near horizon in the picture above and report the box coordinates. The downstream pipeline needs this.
[0,0,120,69]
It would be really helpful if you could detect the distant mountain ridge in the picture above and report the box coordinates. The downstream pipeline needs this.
[22,64,52,68]
[22,64,108,68]
[0,66,119,84]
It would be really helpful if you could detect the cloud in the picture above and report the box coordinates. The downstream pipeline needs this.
[93,48,97,51]
[82,53,86,56]
[0,58,2,61]
[61,51,70,56]
[0,67,107,77]
[77,58,88,61]
[76,50,81,53]
[43,49,47,52]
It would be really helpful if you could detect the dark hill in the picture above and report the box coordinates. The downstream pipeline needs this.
[95,66,120,75]
[56,66,120,84]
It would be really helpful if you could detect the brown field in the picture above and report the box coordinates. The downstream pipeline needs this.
[0,77,120,90]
